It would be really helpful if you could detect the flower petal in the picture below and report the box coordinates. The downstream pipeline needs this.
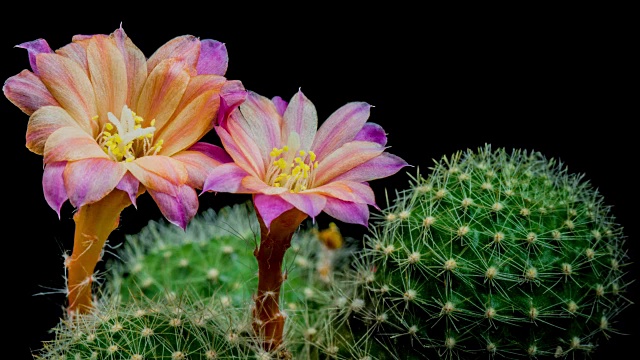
[308,180,376,205]
[86,36,128,128]
[3,70,59,115]
[323,198,370,226]
[187,142,233,163]
[354,122,387,146]
[111,26,148,111]
[253,193,294,230]
[279,191,326,221]
[272,96,288,116]
[282,89,317,150]
[237,91,283,161]
[333,153,410,183]
[202,163,251,193]
[215,124,262,178]
[171,143,232,189]
[147,35,199,75]
[313,141,385,186]
[241,176,288,195]
[56,42,89,75]
[63,158,127,208]
[196,39,228,75]
[43,161,69,218]
[311,102,371,159]
[156,87,220,156]
[147,185,198,230]
[16,38,53,75]
[217,80,247,128]
[135,58,190,130]
[36,53,99,134]
[124,155,188,195]
[116,172,141,208]
[43,126,109,163]
[27,106,81,155]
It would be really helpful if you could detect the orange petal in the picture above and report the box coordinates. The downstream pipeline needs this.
[111,27,148,111]
[36,53,99,135]
[43,126,109,163]
[86,36,127,128]
[171,148,228,189]
[56,42,89,76]
[135,58,190,129]
[27,106,82,154]
[313,141,384,186]
[159,74,226,134]
[146,35,199,75]
[124,155,188,195]
[156,88,219,156]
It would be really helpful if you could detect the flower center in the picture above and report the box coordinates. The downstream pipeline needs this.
[265,132,318,192]
[96,105,163,162]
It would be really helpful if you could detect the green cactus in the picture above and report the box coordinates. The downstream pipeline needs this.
[34,202,355,359]
[329,145,634,359]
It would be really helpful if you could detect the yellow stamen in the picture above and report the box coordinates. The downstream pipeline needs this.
[96,105,162,162]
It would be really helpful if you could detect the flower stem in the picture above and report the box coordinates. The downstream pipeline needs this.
[253,205,307,353]
[66,191,131,315]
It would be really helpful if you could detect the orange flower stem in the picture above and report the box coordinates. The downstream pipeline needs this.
[66,191,131,316]
[253,204,307,353]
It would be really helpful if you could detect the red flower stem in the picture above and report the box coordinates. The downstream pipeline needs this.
[253,205,307,352]
[66,191,131,316]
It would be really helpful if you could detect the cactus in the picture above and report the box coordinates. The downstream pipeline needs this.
[34,202,355,359]
[329,145,634,359]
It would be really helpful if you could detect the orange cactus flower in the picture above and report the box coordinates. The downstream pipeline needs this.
[4,25,246,315]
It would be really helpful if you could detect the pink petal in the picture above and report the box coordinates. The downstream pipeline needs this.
[3,70,59,115]
[215,125,262,178]
[323,198,370,226]
[279,192,326,221]
[202,163,251,193]
[228,91,282,164]
[272,96,288,116]
[282,89,317,150]
[63,158,127,208]
[171,144,232,189]
[116,172,140,208]
[241,176,288,195]
[196,39,228,76]
[16,38,53,75]
[124,156,188,195]
[313,141,385,186]
[333,153,410,183]
[147,35,199,75]
[43,126,109,163]
[147,185,198,230]
[309,181,376,205]
[217,81,248,128]
[253,193,294,230]
[188,142,233,163]
[43,161,69,218]
[311,102,371,159]
[26,106,79,155]
[354,122,387,146]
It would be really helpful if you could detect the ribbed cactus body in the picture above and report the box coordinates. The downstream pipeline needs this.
[331,145,633,359]
[35,203,352,360]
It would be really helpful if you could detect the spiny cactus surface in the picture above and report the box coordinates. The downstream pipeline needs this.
[34,203,354,360]
[330,145,634,359]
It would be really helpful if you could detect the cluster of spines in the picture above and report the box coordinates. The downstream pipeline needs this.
[35,202,357,359]
[328,145,633,359]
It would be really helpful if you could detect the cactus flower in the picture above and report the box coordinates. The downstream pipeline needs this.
[202,89,409,352]
[4,26,246,315]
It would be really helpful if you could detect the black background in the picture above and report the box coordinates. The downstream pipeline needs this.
[3,6,637,359]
